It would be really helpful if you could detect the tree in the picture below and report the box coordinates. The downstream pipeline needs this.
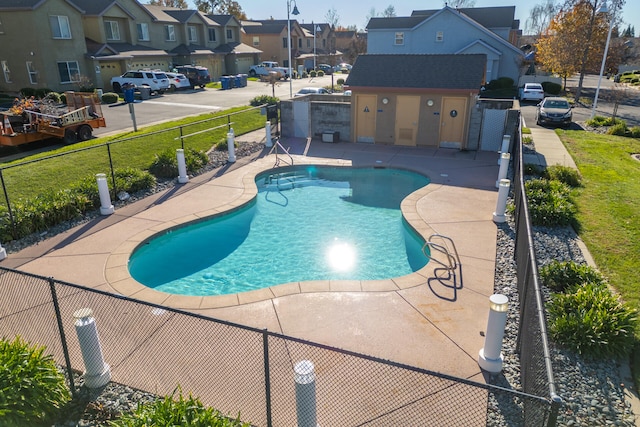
[149,0,188,7]
[526,0,561,35]
[621,24,635,37]
[444,0,476,7]
[325,7,340,28]
[194,0,247,19]
[535,10,581,88]
[381,5,396,18]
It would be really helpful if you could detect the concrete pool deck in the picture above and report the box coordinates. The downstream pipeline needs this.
[4,135,502,382]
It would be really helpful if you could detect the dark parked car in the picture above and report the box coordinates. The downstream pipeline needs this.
[536,97,573,128]
[316,64,333,75]
[174,65,211,89]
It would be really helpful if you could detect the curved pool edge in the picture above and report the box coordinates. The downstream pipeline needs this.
[105,156,440,310]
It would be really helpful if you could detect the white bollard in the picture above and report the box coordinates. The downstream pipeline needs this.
[0,241,6,260]
[176,149,189,184]
[74,308,111,388]
[498,135,511,164]
[96,173,114,215]
[496,152,510,187]
[295,360,317,427]
[493,179,510,223]
[265,121,273,148]
[478,294,509,373]
[227,132,236,163]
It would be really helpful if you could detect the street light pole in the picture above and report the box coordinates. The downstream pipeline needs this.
[287,0,300,98]
[592,1,615,118]
[313,22,316,71]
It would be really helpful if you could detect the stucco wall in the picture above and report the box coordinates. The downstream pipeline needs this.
[280,96,351,141]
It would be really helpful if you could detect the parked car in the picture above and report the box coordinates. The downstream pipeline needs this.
[295,87,330,97]
[110,70,170,93]
[519,83,545,102]
[316,64,333,75]
[334,63,352,73]
[174,65,211,89]
[343,90,352,96]
[165,72,191,91]
[536,97,573,128]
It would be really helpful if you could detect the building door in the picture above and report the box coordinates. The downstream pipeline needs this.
[480,108,508,151]
[355,95,377,143]
[395,96,420,146]
[440,97,468,149]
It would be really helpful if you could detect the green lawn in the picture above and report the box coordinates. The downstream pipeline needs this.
[0,106,266,204]
[558,129,640,381]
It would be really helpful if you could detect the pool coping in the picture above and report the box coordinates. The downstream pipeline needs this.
[105,156,442,310]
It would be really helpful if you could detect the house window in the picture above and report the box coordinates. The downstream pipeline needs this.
[104,20,120,41]
[394,32,404,45]
[137,23,149,41]
[57,61,80,83]
[165,25,176,41]
[26,61,37,84]
[188,26,197,42]
[252,36,259,46]
[0,17,4,34]
[283,37,288,48]
[298,38,302,48]
[306,39,310,48]
[1,61,10,83]
[208,28,216,42]
[436,31,444,42]
[50,15,71,39]
[226,29,233,40]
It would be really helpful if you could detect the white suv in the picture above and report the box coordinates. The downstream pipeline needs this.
[110,70,170,93]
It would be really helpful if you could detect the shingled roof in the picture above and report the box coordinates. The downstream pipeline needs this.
[345,54,486,91]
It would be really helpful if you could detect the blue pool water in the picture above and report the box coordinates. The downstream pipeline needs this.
[128,166,431,296]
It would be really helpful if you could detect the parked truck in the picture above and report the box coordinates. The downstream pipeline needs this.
[0,92,106,147]
[248,61,290,80]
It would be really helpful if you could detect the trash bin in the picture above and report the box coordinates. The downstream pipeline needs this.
[220,76,229,90]
[241,74,248,87]
[123,85,135,103]
[139,85,151,100]
[235,75,242,88]
[228,76,235,89]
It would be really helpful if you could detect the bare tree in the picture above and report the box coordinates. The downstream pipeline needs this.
[444,0,476,7]
[149,0,188,7]
[526,0,561,35]
[325,7,340,28]
[381,5,396,17]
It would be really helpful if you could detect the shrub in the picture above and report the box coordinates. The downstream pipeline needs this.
[101,92,119,104]
[60,93,66,105]
[495,77,514,88]
[585,115,625,127]
[19,87,36,98]
[316,70,325,77]
[525,178,576,226]
[336,78,345,85]
[607,122,628,136]
[249,95,278,107]
[44,92,62,104]
[539,260,604,292]
[630,126,640,138]
[542,81,562,95]
[522,135,533,144]
[34,88,53,99]
[110,387,250,427]
[0,336,71,425]
[523,163,544,177]
[522,127,531,134]
[544,165,581,187]
[149,148,208,179]
[114,167,157,194]
[547,282,637,358]
[309,70,317,77]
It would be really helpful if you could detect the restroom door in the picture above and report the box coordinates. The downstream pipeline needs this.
[395,95,420,146]
[440,97,468,148]
[355,94,377,143]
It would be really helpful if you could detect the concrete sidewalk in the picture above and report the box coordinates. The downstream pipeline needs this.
[525,127,577,169]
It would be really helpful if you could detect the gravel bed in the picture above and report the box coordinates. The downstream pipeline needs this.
[8,138,637,425]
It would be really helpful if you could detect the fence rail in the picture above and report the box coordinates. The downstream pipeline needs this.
[0,111,561,425]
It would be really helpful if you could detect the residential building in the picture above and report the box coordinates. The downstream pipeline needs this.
[241,19,306,71]
[366,6,525,83]
[0,0,260,93]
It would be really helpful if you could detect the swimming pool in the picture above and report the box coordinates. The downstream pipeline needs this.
[128,166,431,296]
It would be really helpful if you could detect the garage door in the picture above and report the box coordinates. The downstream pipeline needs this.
[236,57,254,74]
[99,62,122,91]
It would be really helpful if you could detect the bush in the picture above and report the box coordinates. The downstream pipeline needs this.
[544,165,582,187]
[607,122,628,136]
[110,387,249,427]
[525,178,576,226]
[149,148,208,179]
[309,70,317,78]
[585,115,625,127]
[336,78,345,85]
[316,70,325,77]
[19,87,36,98]
[542,81,562,95]
[547,282,637,358]
[101,92,119,104]
[44,92,62,104]
[539,260,604,292]
[523,163,544,177]
[249,95,278,107]
[34,88,53,99]
[0,336,71,425]
[630,126,640,138]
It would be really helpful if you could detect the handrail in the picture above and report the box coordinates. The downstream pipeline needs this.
[269,136,293,167]
[422,234,461,275]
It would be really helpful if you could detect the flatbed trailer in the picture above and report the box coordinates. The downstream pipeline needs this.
[0,91,106,147]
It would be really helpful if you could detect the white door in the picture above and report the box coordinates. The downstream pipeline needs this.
[293,100,309,138]
[480,109,508,151]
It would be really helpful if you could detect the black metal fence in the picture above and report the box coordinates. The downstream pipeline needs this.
[511,116,562,425]
[0,266,555,426]
[0,105,271,239]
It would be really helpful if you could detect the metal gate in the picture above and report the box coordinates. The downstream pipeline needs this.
[479,109,507,151]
